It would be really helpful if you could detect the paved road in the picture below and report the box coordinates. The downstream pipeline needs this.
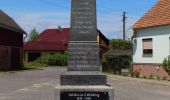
[0,67,170,100]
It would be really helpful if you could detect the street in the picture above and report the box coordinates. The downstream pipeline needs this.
[0,67,170,100]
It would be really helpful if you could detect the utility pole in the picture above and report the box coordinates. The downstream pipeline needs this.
[122,12,127,40]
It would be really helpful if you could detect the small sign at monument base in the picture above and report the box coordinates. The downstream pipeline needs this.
[54,85,114,100]
[61,91,109,100]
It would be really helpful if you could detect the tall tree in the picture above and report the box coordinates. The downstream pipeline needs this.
[28,28,39,41]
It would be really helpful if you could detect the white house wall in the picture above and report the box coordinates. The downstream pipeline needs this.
[133,25,170,64]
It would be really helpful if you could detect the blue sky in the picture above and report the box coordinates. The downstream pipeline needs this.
[0,0,158,39]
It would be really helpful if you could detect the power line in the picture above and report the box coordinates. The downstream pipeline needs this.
[39,0,122,14]
[38,0,69,9]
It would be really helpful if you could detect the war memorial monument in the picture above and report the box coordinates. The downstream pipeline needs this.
[55,0,113,100]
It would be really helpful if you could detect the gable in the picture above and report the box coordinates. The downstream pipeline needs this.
[0,10,25,34]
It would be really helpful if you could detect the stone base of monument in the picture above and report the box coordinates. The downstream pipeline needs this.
[55,85,114,100]
[60,71,106,85]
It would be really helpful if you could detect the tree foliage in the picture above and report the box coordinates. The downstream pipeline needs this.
[110,39,132,50]
[103,39,132,74]
[28,28,39,41]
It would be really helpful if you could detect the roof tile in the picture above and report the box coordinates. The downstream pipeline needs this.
[133,0,170,29]
[24,28,70,51]
[0,9,25,33]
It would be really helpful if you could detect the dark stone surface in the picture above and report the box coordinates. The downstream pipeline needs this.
[68,43,100,71]
[61,91,109,100]
[60,71,106,85]
[70,0,97,41]
[60,0,107,86]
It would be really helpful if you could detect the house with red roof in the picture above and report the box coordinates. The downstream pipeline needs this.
[132,0,170,77]
[24,27,109,62]
[0,10,26,70]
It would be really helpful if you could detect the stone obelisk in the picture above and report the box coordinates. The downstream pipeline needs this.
[55,0,113,100]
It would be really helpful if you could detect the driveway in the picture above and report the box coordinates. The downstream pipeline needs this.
[0,67,170,100]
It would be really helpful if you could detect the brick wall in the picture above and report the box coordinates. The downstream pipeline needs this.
[132,64,169,77]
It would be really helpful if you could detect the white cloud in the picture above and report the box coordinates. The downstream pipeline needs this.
[97,12,138,39]
[13,11,70,34]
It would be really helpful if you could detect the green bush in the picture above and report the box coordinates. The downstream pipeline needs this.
[162,56,170,75]
[103,55,131,75]
[103,39,132,74]
[105,55,131,69]
[162,56,170,70]
[24,52,68,68]
[156,76,160,80]
[143,75,147,79]
[131,71,134,77]
[134,70,140,78]
[131,70,140,78]
[37,52,67,66]
[161,77,167,80]
[110,39,132,50]
[24,61,47,69]
[149,74,153,79]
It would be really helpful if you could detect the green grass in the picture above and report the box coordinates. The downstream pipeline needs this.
[0,59,67,75]
[0,71,9,75]
[0,62,47,73]
[23,61,66,69]
[23,61,48,69]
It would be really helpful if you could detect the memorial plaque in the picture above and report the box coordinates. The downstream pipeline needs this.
[70,0,97,41]
[61,91,109,100]
[68,43,100,71]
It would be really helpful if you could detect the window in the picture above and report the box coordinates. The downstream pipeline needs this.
[143,38,153,56]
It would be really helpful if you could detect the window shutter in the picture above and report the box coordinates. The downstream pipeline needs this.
[143,39,152,49]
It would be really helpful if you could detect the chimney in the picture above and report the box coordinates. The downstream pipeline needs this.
[58,26,62,31]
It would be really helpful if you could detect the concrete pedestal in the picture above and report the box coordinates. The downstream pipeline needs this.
[60,71,106,85]
[55,85,114,100]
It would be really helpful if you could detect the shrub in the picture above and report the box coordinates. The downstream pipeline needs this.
[37,52,67,66]
[162,55,170,75]
[156,76,160,80]
[103,39,132,74]
[149,74,153,79]
[161,77,167,80]
[24,61,47,69]
[131,70,140,78]
[131,71,134,77]
[105,55,132,69]
[134,70,140,78]
[143,75,147,79]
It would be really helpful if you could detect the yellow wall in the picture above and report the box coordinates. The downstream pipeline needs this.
[97,35,100,44]
[97,34,108,46]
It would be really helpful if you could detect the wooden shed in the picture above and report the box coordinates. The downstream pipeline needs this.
[0,10,26,70]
